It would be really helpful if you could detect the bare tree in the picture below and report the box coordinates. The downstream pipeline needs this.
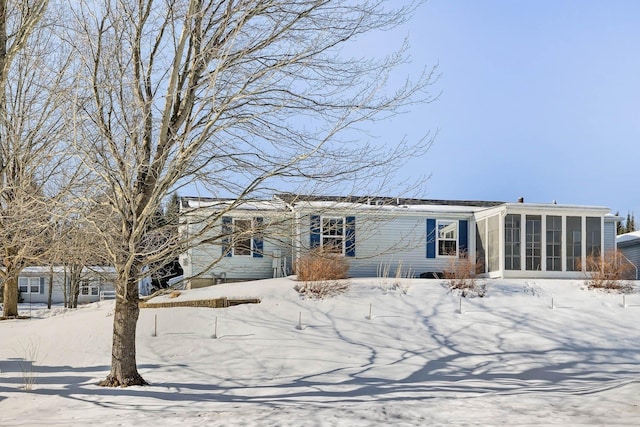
[68,0,437,386]
[0,1,74,318]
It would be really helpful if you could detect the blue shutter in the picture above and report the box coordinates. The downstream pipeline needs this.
[345,216,356,257]
[459,220,468,256]
[426,218,436,258]
[40,277,45,294]
[310,215,321,249]
[222,216,233,257]
[253,217,264,258]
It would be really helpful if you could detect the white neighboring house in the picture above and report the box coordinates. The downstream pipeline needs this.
[616,230,640,279]
[11,266,117,304]
[179,194,622,288]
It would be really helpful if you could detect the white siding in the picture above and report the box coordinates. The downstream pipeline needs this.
[187,213,293,281]
[14,269,116,304]
[298,212,471,278]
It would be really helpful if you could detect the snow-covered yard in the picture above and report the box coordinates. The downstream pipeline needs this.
[1,278,639,426]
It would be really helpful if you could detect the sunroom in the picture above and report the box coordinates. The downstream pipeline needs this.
[473,202,617,279]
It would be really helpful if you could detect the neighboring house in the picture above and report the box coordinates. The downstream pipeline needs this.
[10,266,117,305]
[616,231,640,279]
[179,194,621,287]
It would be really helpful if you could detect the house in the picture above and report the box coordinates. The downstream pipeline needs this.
[179,194,624,287]
[10,266,117,305]
[616,231,640,279]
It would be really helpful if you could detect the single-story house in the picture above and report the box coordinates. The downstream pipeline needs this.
[7,266,117,305]
[616,231,640,279]
[179,194,625,287]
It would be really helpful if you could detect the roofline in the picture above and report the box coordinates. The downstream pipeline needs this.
[617,238,640,248]
[275,193,505,208]
[503,202,612,212]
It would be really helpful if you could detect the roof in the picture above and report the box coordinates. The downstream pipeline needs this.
[181,196,287,211]
[275,193,505,208]
[617,230,640,246]
[8,266,116,275]
[182,194,613,216]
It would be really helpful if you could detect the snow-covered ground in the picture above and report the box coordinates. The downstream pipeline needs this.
[1,277,640,426]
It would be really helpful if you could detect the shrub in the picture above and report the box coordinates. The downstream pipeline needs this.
[443,253,486,297]
[19,340,39,391]
[583,250,635,292]
[294,249,349,282]
[294,280,349,299]
[294,249,349,298]
[377,260,412,293]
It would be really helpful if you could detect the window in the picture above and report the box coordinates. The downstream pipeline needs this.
[586,217,601,258]
[475,219,487,274]
[81,280,100,296]
[566,216,582,271]
[437,220,457,256]
[222,216,264,258]
[311,215,355,257]
[18,277,42,294]
[504,214,521,270]
[233,219,253,256]
[322,217,345,254]
[525,215,542,270]
[546,215,562,271]
[487,215,499,272]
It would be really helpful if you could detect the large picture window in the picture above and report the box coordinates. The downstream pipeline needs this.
[18,277,42,294]
[586,217,601,258]
[546,215,562,271]
[504,214,521,270]
[566,216,582,271]
[322,217,345,254]
[437,220,458,256]
[476,219,487,274]
[525,215,542,270]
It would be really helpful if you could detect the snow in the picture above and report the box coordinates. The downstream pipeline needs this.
[2,277,640,426]
[617,230,640,245]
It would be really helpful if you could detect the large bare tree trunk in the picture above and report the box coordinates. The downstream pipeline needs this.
[47,265,53,309]
[99,273,147,387]
[68,0,435,387]
[2,273,18,317]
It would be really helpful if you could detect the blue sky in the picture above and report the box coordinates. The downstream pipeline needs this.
[375,0,640,221]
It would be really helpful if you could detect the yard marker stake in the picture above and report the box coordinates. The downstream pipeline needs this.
[623,294,627,308]
[551,298,555,310]
[152,314,157,337]
[459,296,463,314]
[213,316,218,339]
[368,303,372,320]
[296,311,302,330]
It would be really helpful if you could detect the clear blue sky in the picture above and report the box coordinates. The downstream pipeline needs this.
[376,0,640,219]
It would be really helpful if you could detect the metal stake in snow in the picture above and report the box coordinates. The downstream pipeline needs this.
[459,296,463,314]
[296,312,302,330]
[152,314,158,337]
[367,303,372,320]
[212,316,218,339]
[551,297,555,310]
[623,294,627,308]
